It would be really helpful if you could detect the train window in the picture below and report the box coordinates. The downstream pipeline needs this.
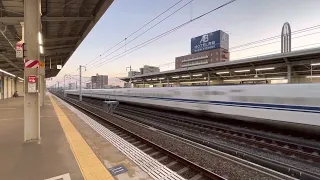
[192,91,203,96]
[230,96,246,102]
[230,89,243,93]
[204,91,225,95]
[173,91,180,95]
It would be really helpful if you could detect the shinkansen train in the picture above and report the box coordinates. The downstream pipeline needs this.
[64,84,320,132]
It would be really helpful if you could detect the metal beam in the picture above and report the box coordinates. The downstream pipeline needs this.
[62,0,113,72]
[45,54,69,59]
[45,69,60,78]
[283,57,297,76]
[208,68,222,81]
[0,16,93,24]
[0,54,23,72]
[42,16,93,21]
[45,48,74,55]
[3,67,18,71]
[44,36,80,42]
[45,44,74,50]
[0,63,11,68]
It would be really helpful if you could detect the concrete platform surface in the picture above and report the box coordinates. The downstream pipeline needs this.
[0,94,152,180]
[0,96,83,180]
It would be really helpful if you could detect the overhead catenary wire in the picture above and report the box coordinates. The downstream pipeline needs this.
[86,0,238,71]
[109,41,320,78]
[230,31,320,53]
[104,24,320,71]
[85,0,185,67]
[87,0,195,68]
[234,42,320,60]
[75,1,320,78]
[230,24,320,50]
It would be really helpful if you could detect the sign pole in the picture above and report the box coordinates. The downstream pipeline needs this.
[79,65,86,101]
[24,0,41,143]
[79,65,82,101]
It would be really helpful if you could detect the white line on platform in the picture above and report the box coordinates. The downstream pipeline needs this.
[0,118,23,121]
[44,173,71,180]
[0,108,17,110]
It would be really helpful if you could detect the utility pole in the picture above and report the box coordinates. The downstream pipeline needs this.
[79,65,86,101]
[64,75,66,96]
[76,81,77,90]
[126,65,132,88]
[64,74,70,96]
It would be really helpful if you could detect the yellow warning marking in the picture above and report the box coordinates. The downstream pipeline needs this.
[49,95,114,180]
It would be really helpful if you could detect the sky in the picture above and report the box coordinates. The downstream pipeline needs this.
[47,0,320,86]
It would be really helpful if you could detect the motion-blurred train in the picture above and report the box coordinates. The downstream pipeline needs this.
[64,84,320,132]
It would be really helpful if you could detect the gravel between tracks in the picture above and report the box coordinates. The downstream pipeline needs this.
[201,135,320,175]
[115,107,320,175]
[76,104,283,180]
[122,110,320,175]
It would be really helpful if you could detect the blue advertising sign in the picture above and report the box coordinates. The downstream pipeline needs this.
[191,30,229,54]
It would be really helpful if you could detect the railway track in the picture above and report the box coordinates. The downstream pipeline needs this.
[116,104,320,164]
[53,93,225,180]
[70,94,320,180]
[53,92,298,180]
[114,105,320,179]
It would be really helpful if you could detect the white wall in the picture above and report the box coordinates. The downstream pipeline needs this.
[292,77,320,83]
[0,77,24,100]
[4,77,7,99]
[17,81,24,96]
[7,78,12,98]
[0,76,2,100]
[11,78,15,96]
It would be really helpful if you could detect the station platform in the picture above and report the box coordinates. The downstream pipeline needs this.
[0,94,150,180]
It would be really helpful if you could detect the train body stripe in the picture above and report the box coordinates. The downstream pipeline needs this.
[78,93,320,114]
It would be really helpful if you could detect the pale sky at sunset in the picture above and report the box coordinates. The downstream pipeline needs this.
[47,0,320,86]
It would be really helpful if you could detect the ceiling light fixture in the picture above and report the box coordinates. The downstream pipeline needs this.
[255,67,275,71]
[216,71,229,74]
[192,74,202,77]
[234,69,250,73]
[0,68,16,77]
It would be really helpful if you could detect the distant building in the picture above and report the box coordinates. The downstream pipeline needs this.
[86,82,92,89]
[140,65,160,74]
[91,74,108,89]
[128,71,141,78]
[174,30,230,69]
[68,83,76,90]
[175,48,230,69]
[104,85,121,89]
[124,82,132,88]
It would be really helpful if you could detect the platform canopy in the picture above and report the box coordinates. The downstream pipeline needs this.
[120,47,320,83]
[0,0,113,78]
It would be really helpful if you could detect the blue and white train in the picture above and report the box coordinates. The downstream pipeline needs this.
[65,84,320,132]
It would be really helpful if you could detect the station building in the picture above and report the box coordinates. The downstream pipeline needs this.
[175,30,230,69]
[120,48,320,87]
[175,48,230,69]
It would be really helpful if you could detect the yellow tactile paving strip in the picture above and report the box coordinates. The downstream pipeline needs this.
[49,95,114,180]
